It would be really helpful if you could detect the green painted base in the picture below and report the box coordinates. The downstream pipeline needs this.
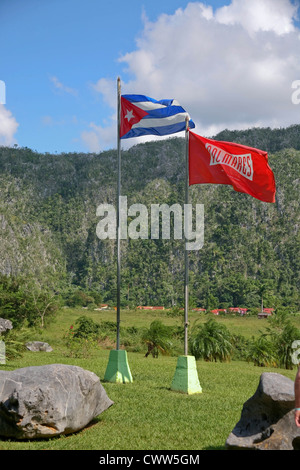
[171,355,202,394]
[104,349,133,383]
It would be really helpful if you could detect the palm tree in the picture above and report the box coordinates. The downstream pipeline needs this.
[142,320,173,358]
[190,319,233,362]
[245,335,277,367]
[266,312,300,369]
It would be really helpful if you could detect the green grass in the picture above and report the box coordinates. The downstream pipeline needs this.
[0,308,299,450]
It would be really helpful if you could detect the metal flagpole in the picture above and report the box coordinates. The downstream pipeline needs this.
[104,78,133,383]
[184,115,189,356]
[170,115,202,393]
[116,77,121,350]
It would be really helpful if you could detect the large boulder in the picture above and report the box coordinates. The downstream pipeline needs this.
[0,364,113,439]
[226,372,300,450]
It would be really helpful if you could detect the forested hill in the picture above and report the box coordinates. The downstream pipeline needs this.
[0,124,299,311]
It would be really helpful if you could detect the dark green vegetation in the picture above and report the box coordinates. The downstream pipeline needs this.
[0,124,299,450]
[0,307,299,450]
[0,124,299,313]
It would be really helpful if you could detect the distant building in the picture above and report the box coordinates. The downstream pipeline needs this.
[228,307,248,315]
[263,308,274,314]
[229,307,240,313]
[137,306,165,310]
[211,309,219,315]
[258,308,274,319]
[239,308,248,316]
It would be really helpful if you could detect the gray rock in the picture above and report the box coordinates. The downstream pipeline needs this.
[0,364,114,439]
[26,341,53,352]
[0,318,13,334]
[226,372,300,450]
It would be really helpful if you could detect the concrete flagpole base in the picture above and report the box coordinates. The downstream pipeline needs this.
[171,355,202,394]
[104,349,133,383]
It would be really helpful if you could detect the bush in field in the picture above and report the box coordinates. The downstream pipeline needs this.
[63,289,102,309]
[245,335,278,367]
[265,312,300,370]
[167,306,182,317]
[0,275,29,327]
[64,316,100,358]
[190,319,233,362]
[0,274,58,328]
[231,333,250,361]
[72,315,101,339]
[243,312,300,369]
[0,328,29,361]
[142,320,173,358]
[274,322,300,370]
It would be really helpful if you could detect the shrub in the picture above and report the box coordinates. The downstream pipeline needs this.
[265,313,300,370]
[167,306,182,317]
[65,290,96,308]
[190,319,233,362]
[0,274,58,328]
[0,328,30,361]
[141,320,173,358]
[64,326,98,359]
[231,334,250,360]
[0,275,30,327]
[245,335,277,367]
[72,315,101,339]
[63,316,101,358]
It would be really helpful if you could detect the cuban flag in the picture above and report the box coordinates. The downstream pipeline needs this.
[120,94,195,139]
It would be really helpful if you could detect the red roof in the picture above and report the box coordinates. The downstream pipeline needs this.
[137,306,164,310]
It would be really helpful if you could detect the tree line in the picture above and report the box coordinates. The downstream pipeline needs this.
[0,125,299,312]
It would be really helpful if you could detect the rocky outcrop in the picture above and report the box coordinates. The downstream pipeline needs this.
[0,364,113,439]
[226,372,300,450]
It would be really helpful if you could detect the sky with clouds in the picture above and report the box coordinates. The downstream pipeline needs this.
[1,0,300,153]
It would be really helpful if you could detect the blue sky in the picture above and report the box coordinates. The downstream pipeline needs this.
[1,0,300,153]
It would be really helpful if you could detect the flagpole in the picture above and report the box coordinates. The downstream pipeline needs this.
[103,77,133,383]
[170,115,202,394]
[116,76,121,351]
[184,115,189,356]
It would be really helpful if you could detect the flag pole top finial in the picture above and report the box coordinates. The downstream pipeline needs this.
[185,114,189,131]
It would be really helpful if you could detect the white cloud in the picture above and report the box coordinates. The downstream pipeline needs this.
[91,78,116,108]
[50,76,78,96]
[0,105,19,146]
[216,0,298,35]
[82,0,300,150]
[81,119,116,153]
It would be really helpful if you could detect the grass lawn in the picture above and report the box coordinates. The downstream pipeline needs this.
[0,308,299,451]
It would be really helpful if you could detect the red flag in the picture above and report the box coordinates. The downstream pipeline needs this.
[188,131,276,203]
